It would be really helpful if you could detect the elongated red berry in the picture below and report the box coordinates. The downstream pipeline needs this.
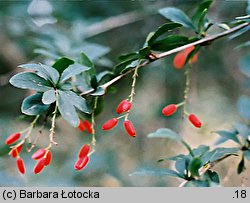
[34,158,46,174]
[78,120,85,132]
[5,133,21,145]
[74,156,89,171]
[78,144,90,158]
[32,148,46,160]
[10,144,23,158]
[173,52,186,69]
[83,121,93,134]
[102,118,118,130]
[124,120,136,137]
[16,157,25,174]
[183,46,195,57]
[188,114,202,128]
[162,104,177,116]
[116,100,132,114]
[44,151,52,166]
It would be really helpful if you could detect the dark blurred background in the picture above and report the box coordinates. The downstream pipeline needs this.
[0,0,249,186]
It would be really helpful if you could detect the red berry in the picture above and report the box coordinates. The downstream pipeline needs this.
[10,144,23,158]
[16,157,25,174]
[124,120,136,137]
[78,144,90,159]
[116,100,132,114]
[74,156,89,171]
[102,118,118,130]
[188,114,202,128]
[189,52,199,64]
[78,120,85,132]
[173,52,186,69]
[183,46,195,57]
[34,158,46,174]
[5,133,21,145]
[32,148,46,160]
[162,104,177,116]
[44,151,52,166]
[83,121,93,134]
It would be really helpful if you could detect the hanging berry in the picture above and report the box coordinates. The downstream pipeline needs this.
[16,157,25,174]
[32,148,46,160]
[74,156,90,171]
[188,114,202,128]
[116,100,132,114]
[102,118,118,130]
[44,151,52,166]
[10,144,23,158]
[124,120,136,137]
[78,120,85,132]
[162,104,178,116]
[83,120,93,134]
[78,144,90,158]
[34,158,46,174]
[5,132,21,145]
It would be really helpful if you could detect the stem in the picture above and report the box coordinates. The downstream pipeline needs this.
[183,64,192,117]
[181,140,195,157]
[91,97,98,146]
[79,22,249,96]
[125,60,142,121]
[47,93,59,149]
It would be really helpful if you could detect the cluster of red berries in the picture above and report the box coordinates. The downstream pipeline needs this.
[5,132,52,174]
[162,104,202,128]
[173,46,199,69]
[78,120,93,134]
[74,144,90,171]
[102,100,136,137]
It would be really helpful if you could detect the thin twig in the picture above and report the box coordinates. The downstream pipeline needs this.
[80,22,249,96]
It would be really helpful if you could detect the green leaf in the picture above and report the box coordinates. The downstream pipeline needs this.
[21,93,50,116]
[151,35,190,51]
[236,40,250,49]
[147,22,182,45]
[60,63,90,83]
[239,55,250,77]
[234,123,250,139]
[61,90,91,114]
[18,63,48,81]
[80,52,94,68]
[237,95,250,120]
[91,87,105,96]
[243,150,250,161]
[147,128,182,142]
[118,52,139,61]
[202,147,239,163]
[138,46,151,59]
[129,168,184,179]
[205,170,220,184]
[58,91,79,127]
[42,90,56,105]
[9,72,52,92]
[159,7,196,30]
[120,60,140,74]
[214,130,241,144]
[74,74,94,93]
[184,180,209,187]
[96,71,113,83]
[192,145,210,157]
[237,157,245,174]
[113,58,137,75]
[52,57,74,75]
[39,64,60,85]
[175,157,190,176]
[192,1,212,32]
[189,157,202,177]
